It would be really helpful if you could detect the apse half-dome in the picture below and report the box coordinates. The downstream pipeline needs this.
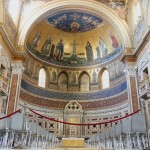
[47,12,103,33]
[26,11,124,67]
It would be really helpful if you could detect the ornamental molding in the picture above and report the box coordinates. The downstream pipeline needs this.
[0,56,10,68]
[124,65,137,76]
[11,63,25,75]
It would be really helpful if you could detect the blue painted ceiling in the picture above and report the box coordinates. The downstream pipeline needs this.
[47,12,103,33]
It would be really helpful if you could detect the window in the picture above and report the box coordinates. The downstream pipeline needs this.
[102,70,109,89]
[38,68,46,88]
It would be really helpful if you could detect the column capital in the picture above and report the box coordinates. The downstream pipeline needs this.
[124,64,137,76]
[11,62,25,75]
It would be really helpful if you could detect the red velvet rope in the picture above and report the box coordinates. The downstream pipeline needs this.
[30,109,140,126]
[0,109,21,120]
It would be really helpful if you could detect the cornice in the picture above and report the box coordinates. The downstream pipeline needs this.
[120,28,150,63]
[0,25,28,61]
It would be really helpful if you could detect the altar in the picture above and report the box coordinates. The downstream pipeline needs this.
[62,138,85,148]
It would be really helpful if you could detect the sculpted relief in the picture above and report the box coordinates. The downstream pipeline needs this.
[95,0,128,20]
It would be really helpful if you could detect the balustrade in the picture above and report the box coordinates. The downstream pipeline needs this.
[0,111,59,149]
[87,113,149,149]
[139,76,150,98]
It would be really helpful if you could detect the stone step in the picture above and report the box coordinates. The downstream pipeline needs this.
[8,147,114,150]
[43,148,114,150]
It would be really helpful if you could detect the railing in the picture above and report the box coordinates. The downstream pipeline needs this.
[87,113,149,149]
[0,75,9,94]
[139,77,150,98]
[0,110,59,149]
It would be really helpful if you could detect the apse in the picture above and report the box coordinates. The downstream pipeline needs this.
[27,10,123,67]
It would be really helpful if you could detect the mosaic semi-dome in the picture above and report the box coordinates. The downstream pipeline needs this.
[27,11,123,67]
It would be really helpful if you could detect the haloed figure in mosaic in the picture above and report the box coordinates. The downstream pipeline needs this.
[85,41,93,61]
[41,37,52,56]
[108,31,119,51]
[96,46,101,59]
[99,37,108,57]
[54,39,64,61]
[31,31,41,48]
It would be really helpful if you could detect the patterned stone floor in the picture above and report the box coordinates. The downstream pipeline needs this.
[8,148,113,150]
[4,146,114,150]
[41,148,113,150]
[9,148,98,150]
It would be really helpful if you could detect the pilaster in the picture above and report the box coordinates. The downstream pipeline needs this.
[7,62,24,114]
[124,64,139,113]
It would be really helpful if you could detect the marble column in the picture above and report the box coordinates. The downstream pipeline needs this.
[7,62,24,114]
[124,65,140,112]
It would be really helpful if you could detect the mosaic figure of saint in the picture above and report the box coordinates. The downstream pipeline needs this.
[108,31,119,51]
[54,39,64,61]
[99,37,108,57]
[85,41,93,61]
[41,37,52,55]
[96,46,101,59]
[49,44,55,60]
[31,31,41,48]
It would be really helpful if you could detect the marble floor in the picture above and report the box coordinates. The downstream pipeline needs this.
[46,148,98,150]
[8,148,113,150]
[7,148,98,150]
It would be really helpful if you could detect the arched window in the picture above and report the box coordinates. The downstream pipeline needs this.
[38,68,46,88]
[102,70,109,89]
[58,73,68,91]
[80,73,90,92]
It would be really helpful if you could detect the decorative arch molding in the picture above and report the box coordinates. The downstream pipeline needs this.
[58,71,69,81]
[17,0,131,48]
[65,100,82,111]
[79,71,91,84]
[98,67,109,76]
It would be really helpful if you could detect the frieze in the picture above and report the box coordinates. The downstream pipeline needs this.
[21,79,127,100]
[20,89,128,110]
[26,42,122,67]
